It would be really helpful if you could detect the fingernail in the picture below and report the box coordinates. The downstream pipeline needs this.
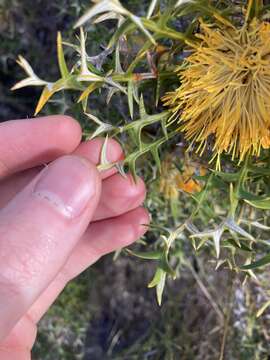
[33,156,97,218]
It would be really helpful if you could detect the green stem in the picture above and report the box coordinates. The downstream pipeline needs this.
[191,172,214,219]
[111,71,176,83]
[230,156,250,217]
[142,18,188,41]
[245,0,263,23]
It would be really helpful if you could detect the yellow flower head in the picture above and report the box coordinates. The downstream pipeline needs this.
[163,19,270,164]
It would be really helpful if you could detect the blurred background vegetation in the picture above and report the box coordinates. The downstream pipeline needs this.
[1,1,270,359]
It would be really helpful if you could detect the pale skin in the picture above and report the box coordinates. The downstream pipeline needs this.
[0,115,149,360]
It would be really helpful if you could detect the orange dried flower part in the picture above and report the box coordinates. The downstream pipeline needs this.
[159,157,206,200]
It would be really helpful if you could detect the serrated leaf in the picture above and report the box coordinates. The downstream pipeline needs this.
[123,125,175,179]
[175,0,194,7]
[108,18,135,48]
[16,55,36,77]
[159,252,176,277]
[77,28,104,82]
[79,27,89,74]
[147,223,171,236]
[127,38,155,73]
[148,267,163,288]
[100,135,110,166]
[74,0,129,28]
[104,77,127,94]
[156,269,166,306]
[124,136,167,179]
[215,259,226,270]
[240,219,270,231]
[239,187,266,201]
[151,146,161,173]
[148,267,166,306]
[57,32,69,79]
[241,253,270,270]
[226,239,252,252]
[62,40,80,53]
[34,76,80,115]
[94,11,124,24]
[115,42,124,73]
[106,87,120,104]
[35,85,55,115]
[147,0,159,18]
[12,56,48,90]
[126,249,161,260]
[256,300,270,318]
[246,0,264,22]
[129,14,156,45]
[245,197,270,210]
[161,118,168,138]
[124,111,169,147]
[139,95,147,118]
[185,221,199,234]
[248,165,270,176]
[141,18,187,41]
[132,82,139,104]
[175,0,233,28]
[77,0,157,46]
[211,169,239,182]
[113,248,122,261]
[225,217,254,242]
[213,228,223,259]
[77,74,104,83]
[155,75,161,107]
[84,112,115,138]
[170,198,179,222]
[191,227,224,258]
[115,161,126,177]
[127,81,134,119]
[247,269,258,280]
[12,77,49,91]
[78,83,102,103]
[189,172,214,218]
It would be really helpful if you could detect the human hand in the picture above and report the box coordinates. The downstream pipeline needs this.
[0,115,149,359]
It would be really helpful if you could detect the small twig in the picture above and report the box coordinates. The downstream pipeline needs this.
[219,278,235,360]
[187,261,224,322]
[219,309,230,360]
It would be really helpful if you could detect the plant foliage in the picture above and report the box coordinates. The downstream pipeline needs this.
[13,0,270,310]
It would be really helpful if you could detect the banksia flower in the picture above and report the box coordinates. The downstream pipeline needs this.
[163,18,270,165]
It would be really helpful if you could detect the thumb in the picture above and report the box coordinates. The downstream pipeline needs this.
[0,155,101,341]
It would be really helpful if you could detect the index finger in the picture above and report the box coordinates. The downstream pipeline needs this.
[0,115,82,179]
